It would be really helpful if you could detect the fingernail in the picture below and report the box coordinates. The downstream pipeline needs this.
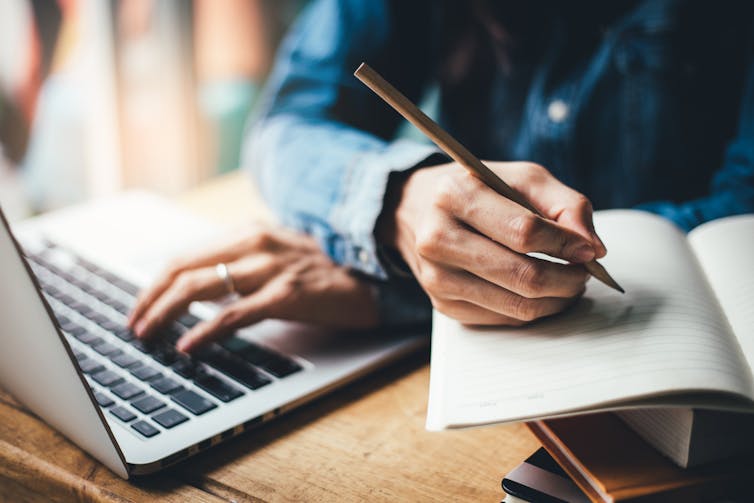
[134,320,146,337]
[570,243,595,262]
[176,338,189,353]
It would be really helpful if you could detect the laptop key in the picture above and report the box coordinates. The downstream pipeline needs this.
[110,406,137,423]
[111,353,142,369]
[73,350,87,362]
[261,357,303,379]
[152,346,179,366]
[131,366,162,382]
[61,323,87,337]
[132,395,166,414]
[194,373,244,403]
[152,408,188,429]
[98,320,121,333]
[178,314,200,329]
[91,370,124,388]
[105,275,139,297]
[113,328,135,342]
[76,333,103,346]
[93,342,122,357]
[150,377,183,395]
[235,342,277,366]
[112,381,145,400]
[199,348,271,390]
[93,391,114,407]
[130,339,154,353]
[89,313,111,326]
[131,420,160,438]
[75,304,96,318]
[171,389,217,416]
[78,359,105,374]
[172,358,200,378]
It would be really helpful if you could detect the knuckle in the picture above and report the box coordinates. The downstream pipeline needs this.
[433,175,459,210]
[173,271,195,291]
[418,266,446,295]
[523,162,547,179]
[510,214,544,251]
[511,260,545,297]
[415,226,447,259]
[246,227,273,249]
[217,307,243,330]
[506,296,541,322]
[572,193,592,212]
[165,258,186,278]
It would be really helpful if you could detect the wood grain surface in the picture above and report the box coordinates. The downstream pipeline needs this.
[0,172,540,502]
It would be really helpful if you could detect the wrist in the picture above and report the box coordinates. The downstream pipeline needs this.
[375,168,417,250]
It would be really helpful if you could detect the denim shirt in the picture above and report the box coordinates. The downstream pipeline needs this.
[243,0,754,325]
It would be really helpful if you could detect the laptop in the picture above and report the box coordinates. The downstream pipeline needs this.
[0,192,427,478]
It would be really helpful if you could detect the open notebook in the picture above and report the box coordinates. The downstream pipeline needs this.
[426,210,754,430]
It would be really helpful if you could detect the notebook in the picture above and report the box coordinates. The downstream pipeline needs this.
[426,210,754,430]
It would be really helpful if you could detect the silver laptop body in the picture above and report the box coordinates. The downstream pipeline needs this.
[0,194,427,478]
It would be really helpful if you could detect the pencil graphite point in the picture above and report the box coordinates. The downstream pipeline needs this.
[585,260,625,294]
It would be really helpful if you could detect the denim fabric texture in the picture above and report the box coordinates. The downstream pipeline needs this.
[243,0,754,325]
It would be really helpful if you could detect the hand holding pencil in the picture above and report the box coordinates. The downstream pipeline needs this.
[357,63,622,326]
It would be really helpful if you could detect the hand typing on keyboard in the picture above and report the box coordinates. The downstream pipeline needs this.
[128,223,379,353]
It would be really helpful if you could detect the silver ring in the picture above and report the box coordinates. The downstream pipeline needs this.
[215,263,237,296]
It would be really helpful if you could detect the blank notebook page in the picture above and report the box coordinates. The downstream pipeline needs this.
[689,215,754,369]
[427,210,753,429]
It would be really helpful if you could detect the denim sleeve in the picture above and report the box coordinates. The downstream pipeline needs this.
[241,0,437,326]
[637,38,754,231]
[242,0,439,279]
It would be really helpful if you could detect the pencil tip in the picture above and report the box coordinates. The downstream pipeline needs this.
[584,260,625,294]
[603,274,625,294]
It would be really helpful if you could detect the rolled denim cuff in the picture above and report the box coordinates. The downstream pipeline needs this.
[328,140,442,279]
[373,276,432,327]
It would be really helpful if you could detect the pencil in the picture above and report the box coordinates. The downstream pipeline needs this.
[354,62,624,294]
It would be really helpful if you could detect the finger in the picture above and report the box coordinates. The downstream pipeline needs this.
[176,288,281,353]
[432,298,526,326]
[129,269,181,328]
[128,224,281,326]
[225,254,282,293]
[422,265,579,323]
[417,224,588,298]
[439,176,595,263]
[136,253,287,338]
[496,163,607,257]
[135,267,226,339]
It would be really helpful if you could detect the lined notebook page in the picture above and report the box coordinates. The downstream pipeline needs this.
[426,210,754,430]
[689,215,754,369]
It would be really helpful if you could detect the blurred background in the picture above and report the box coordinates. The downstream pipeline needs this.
[0,0,303,221]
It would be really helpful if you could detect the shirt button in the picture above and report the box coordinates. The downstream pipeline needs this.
[547,99,569,123]
[357,248,370,265]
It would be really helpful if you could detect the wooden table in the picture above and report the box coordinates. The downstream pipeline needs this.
[0,173,540,502]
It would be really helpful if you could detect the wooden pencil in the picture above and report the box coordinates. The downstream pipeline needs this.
[354,62,624,294]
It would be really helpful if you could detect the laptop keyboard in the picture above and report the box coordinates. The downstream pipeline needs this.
[23,241,303,439]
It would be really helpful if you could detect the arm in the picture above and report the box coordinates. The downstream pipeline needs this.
[245,0,606,328]
[243,0,440,279]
